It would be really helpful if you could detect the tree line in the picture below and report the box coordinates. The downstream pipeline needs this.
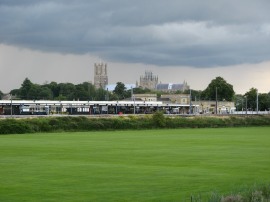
[9,78,107,101]
[1,76,270,111]
[6,78,150,101]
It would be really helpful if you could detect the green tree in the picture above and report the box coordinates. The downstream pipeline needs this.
[38,87,53,100]
[87,82,96,101]
[183,89,202,101]
[244,88,270,111]
[43,81,59,99]
[113,82,127,100]
[57,83,76,100]
[152,111,166,127]
[28,84,40,99]
[244,88,257,110]
[74,83,91,101]
[109,93,119,101]
[259,93,270,111]
[20,78,34,99]
[95,88,107,101]
[20,83,53,100]
[234,94,245,111]
[133,87,151,94]
[201,77,235,101]
[10,89,20,98]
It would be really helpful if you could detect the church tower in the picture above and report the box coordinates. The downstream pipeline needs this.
[139,71,158,90]
[94,63,108,89]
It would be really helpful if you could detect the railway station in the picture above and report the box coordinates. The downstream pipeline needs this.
[0,100,197,115]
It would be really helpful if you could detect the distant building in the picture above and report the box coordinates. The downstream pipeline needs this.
[160,94,190,104]
[156,81,189,92]
[133,94,157,102]
[139,71,158,90]
[192,100,235,114]
[94,63,108,89]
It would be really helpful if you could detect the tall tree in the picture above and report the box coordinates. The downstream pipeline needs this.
[258,93,270,111]
[86,82,96,101]
[234,94,245,111]
[20,78,34,99]
[244,88,257,110]
[201,77,235,101]
[43,81,59,98]
[95,88,107,101]
[244,88,270,111]
[57,83,76,100]
[113,82,127,100]
[38,87,53,100]
[10,89,20,97]
[74,83,90,100]
[28,84,40,99]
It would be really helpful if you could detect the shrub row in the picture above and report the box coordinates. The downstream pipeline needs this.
[0,114,270,134]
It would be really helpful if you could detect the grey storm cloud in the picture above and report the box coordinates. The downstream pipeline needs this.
[1,0,270,67]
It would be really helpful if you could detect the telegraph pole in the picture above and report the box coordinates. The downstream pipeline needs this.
[245,96,248,115]
[106,88,109,114]
[10,94,13,117]
[131,87,135,114]
[189,89,192,114]
[106,88,109,101]
[215,87,218,115]
[256,89,259,114]
[242,98,244,114]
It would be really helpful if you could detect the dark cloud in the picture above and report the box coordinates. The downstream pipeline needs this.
[1,0,270,67]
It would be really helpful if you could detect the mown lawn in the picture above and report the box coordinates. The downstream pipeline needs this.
[0,127,270,201]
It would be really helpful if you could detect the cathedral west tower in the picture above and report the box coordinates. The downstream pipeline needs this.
[94,63,108,89]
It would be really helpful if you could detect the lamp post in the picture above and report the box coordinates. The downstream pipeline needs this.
[215,87,218,115]
[10,94,13,117]
[189,89,192,114]
[256,89,259,114]
[106,88,109,101]
[242,98,244,114]
[245,96,247,115]
[115,95,119,115]
[88,82,91,101]
[131,87,135,114]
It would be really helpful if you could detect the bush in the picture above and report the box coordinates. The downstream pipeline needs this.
[152,111,166,128]
[0,119,33,134]
[0,115,270,134]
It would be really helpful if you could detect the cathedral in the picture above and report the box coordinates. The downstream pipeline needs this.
[139,71,158,90]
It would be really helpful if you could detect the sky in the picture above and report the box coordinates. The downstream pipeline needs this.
[0,0,270,94]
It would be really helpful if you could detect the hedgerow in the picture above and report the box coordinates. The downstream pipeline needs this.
[0,114,270,134]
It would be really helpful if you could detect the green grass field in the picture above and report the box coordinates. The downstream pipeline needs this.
[0,127,270,201]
